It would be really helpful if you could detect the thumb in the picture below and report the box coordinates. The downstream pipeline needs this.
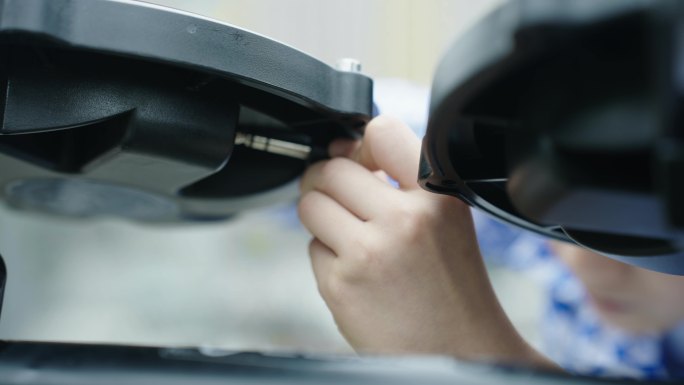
[351,116,422,189]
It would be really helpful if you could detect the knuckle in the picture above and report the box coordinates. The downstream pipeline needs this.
[388,200,432,241]
[307,238,322,257]
[320,274,348,306]
[357,237,382,264]
[343,235,384,274]
[318,157,348,184]
[297,190,321,220]
[366,115,402,142]
[299,161,324,192]
[389,200,418,224]
[367,115,395,133]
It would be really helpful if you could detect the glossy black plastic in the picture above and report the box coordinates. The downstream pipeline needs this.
[0,0,374,222]
[420,0,684,274]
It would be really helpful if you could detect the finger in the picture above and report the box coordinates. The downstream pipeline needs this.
[373,170,391,183]
[350,115,421,189]
[300,158,401,220]
[309,238,336,291]
[298,190,362,254]
[329,140,397,186]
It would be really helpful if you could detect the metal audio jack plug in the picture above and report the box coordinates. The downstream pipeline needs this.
[235,132,313,160]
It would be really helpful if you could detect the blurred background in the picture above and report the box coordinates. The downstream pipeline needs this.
[0,0,543,354]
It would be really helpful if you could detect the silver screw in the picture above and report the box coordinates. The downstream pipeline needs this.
[336,58,362,73]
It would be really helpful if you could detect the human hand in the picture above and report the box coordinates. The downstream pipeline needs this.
[298,116,554,367]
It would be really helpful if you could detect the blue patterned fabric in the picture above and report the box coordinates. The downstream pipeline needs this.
[474,211,683,380]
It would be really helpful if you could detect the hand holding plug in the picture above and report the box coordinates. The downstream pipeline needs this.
[298,116,556,368]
